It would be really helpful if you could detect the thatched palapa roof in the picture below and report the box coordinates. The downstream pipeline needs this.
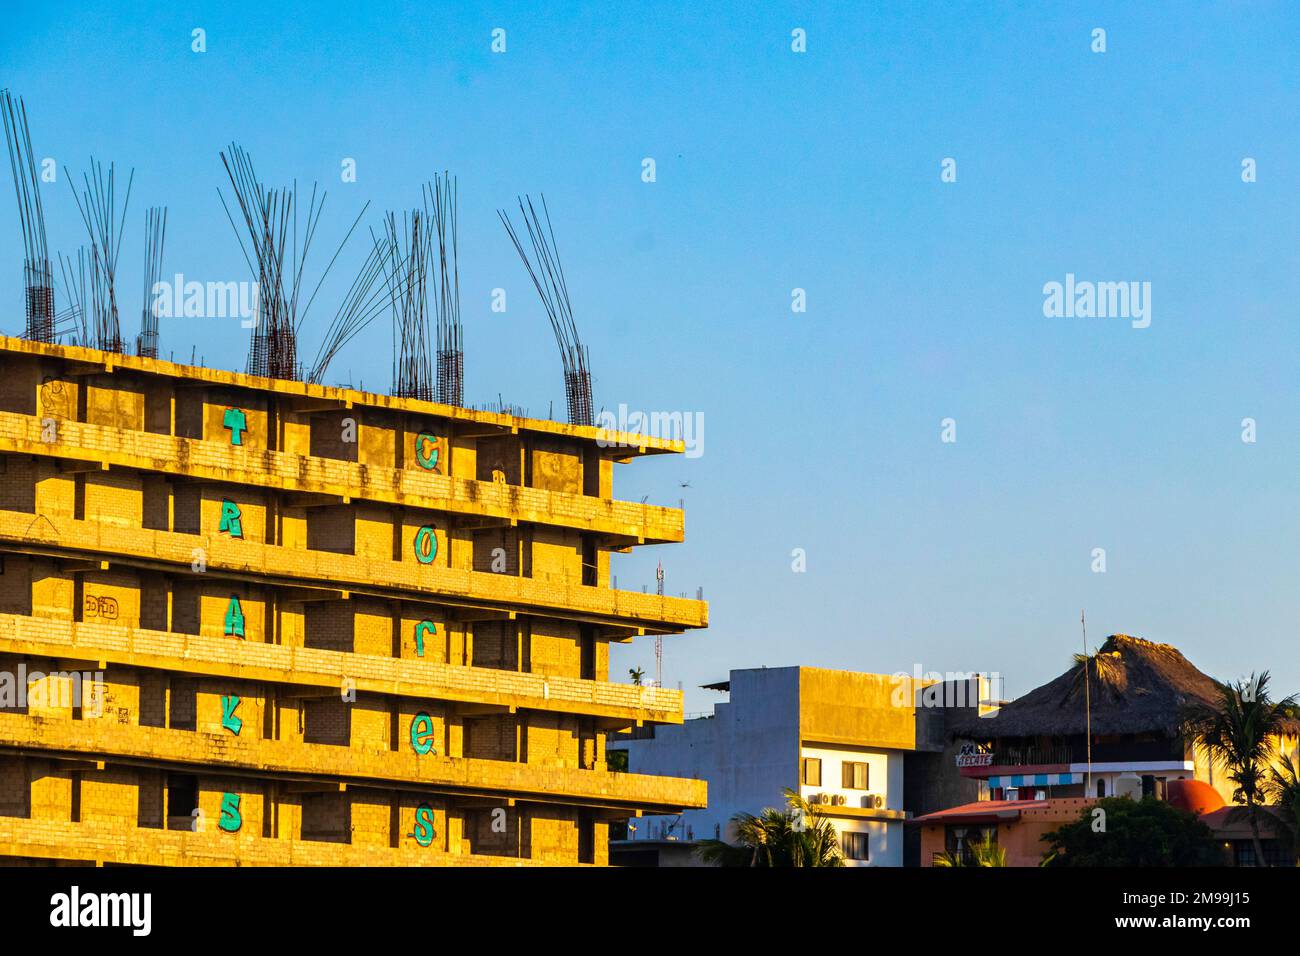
[951,634,1220,740]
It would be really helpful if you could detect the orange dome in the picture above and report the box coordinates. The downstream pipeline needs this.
[1166,779,1225,815]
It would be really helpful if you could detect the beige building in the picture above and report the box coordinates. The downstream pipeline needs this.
[0,334,707,865]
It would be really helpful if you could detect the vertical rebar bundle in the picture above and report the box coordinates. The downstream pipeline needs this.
[429,173,463,407]
[498,194,593,425]
[219,143,367,382]
[138,206,167,358]
[564,348,593,426]
[1,90,54,342]
[383,207,435,401]
[220,144,304,379]
[66,158,134,353]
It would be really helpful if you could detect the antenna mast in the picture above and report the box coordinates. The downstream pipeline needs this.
[655,561,665,688]
[1082,609,1092,797]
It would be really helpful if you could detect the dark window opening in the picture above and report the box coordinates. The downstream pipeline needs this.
[166,773,198,830]
[577,811,595,864]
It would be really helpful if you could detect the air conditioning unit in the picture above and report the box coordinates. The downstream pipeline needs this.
[833,794,847,806]
[863,793,884,809]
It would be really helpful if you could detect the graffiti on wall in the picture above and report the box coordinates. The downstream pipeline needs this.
[219,499,243,538]
[411,804,436,847]
[221,695,242,735]
[413,525,437,564]
[225,596,245,638]
[219,793,242,832]
[38,376,70,419]
[223,407,247,446]
[410,712,436,755]
[414,620,435,658]
[83,594,119,621]
[414,433,443,473]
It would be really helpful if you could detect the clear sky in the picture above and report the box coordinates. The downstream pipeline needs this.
[4,2,1299,714]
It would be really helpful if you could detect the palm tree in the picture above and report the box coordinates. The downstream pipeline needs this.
[933,831,1007,867]
[1182,672,1297,866]
[628,667,645,687]
[1266,754,1300,865]
[696,789,844,867]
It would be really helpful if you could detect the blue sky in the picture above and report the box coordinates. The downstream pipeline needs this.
[5,2,1300,713]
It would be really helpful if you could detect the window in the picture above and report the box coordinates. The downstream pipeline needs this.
[1233,840,1290,867]
[842,830,869,861]
[801,757,821,787]
[577,810,595,864]
[841,761,869,790]
[166,773,198,830]
[945,825,997,865]
[1096,778,1106,798]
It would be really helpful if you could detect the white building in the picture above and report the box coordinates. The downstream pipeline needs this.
[610,666,948,867]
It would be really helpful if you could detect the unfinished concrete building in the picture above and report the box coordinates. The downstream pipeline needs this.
[0,334,706,865]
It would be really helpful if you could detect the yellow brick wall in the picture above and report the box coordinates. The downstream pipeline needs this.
[280,414,311,457]
[28,759,73,821]
[30,559,73,620]
[353,598,395,657]
[360,411,398,470]
[349,694,392,752]
[83,378,144,431]
[81,470,143,528]
[529,619,582,679]
[355,504,397,560]
[529,437,582,494]
[80,766,141,823]
[33,459,74,519]
[526,712,581,769]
